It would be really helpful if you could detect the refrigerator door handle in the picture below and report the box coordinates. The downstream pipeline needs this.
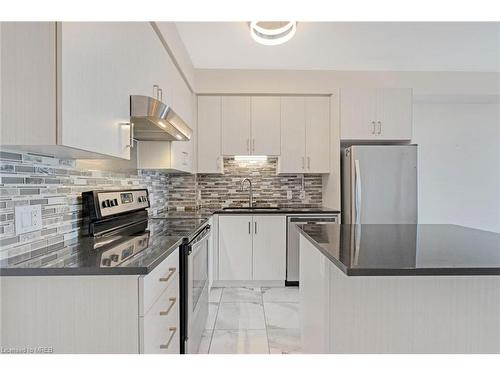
[354,159,362,225]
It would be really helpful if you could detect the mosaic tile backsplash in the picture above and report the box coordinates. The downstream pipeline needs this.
[0,150,322,265]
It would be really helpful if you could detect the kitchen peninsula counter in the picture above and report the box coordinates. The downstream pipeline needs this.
[297,223,500,353]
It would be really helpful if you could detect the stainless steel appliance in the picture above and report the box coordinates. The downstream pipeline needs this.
[286,214,339,285]
[82,189,150,237]
[342,145,418,224]
[180,223,210,354]
[130,85,193,142]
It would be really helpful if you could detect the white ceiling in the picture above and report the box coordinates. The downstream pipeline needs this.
[175,22,500,72]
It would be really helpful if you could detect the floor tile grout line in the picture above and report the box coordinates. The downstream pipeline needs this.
[207,287,223,354]
[261,290,271,354]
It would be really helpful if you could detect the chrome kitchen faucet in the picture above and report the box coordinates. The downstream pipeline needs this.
[240,178,253,208]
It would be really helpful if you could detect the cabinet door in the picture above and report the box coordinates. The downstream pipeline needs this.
[305,97,330,173]
[279,97,306,173]
[218,215,253,280]
[59,22,163,159]
[252,215,286,281]
[251,96,281,155]
[376,88,413,140]
[221,96,251,155]
[339,88,377,140]
[197,96,223,173]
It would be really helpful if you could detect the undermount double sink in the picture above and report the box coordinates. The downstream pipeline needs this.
[221,207,280,211]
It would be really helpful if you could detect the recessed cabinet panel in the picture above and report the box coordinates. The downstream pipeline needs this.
[251,96,281,155]
[279,97,307,173]
[221,96,251,155]
[197,96,223,174]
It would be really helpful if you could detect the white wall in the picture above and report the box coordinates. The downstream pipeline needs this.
[413,101,500,233]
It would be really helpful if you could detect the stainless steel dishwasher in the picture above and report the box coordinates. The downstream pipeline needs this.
[286,214,339,285]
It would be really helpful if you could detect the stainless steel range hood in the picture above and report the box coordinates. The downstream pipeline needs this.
[130,94,192,141]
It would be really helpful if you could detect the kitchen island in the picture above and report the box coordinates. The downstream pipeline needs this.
[298,224,500,353]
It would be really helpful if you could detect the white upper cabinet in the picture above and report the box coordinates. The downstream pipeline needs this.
[340,88,413,140]
[376,88,413,140]
[221,96,251,155]
[0,22,178,160]
[197,96,223,174]
[251,96,281,155]
[59,22,158,160]
[279,96,330,174]
[305,97,330,173]
[339,88,377,140]
[279,97,307,173]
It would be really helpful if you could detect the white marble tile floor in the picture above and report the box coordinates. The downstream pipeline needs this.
[200,287,301,354]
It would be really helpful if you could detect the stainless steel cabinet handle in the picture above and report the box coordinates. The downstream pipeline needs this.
[307,156,311,170]
[159,298,177,316]
[252,139,255,153]
[246,139,250,153]
[371,121,376,134]
[158,88,163,102]
[248,221,251,234]
[302,157,305,170]
[159,327,177,349]
[377,121,382,135]
[159,267,176,282]
[153,84,159,99]
[120,122,135,149]
[254,221,257,234]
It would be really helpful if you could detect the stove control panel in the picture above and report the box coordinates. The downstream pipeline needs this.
[96,189,149,217]
[100,232,150,267]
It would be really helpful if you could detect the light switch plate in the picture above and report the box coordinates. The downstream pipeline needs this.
[287,190,293,200]
[15,205,42,235]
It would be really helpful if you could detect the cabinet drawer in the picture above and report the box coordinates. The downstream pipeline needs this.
[139,248,179,315]
[140,285,180,354]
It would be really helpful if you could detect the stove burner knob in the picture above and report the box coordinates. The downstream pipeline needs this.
[102,258,111,267]
[110,254,119,262]
[101,201,107,208]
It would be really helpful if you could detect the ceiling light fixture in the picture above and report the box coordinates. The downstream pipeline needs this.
[249,21,297,46]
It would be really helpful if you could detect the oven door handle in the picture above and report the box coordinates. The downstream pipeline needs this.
[188,225,211,246]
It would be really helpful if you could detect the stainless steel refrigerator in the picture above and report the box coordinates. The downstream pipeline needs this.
[342,145,418,224]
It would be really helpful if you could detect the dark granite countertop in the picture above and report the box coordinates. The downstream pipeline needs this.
[298,224,500,276]
[161,206,341,216]
[0,218,207,276]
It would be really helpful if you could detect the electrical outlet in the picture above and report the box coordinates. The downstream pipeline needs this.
[15,205,42,235]
[299,190,306,200]
[287,190,293,200]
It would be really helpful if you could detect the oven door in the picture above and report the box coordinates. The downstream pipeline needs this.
[186,225,210,354]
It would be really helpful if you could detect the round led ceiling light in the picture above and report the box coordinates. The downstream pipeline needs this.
[249,21,297,46]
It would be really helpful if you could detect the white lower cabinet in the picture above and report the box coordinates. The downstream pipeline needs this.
[140,282,180,354]
[218,215,286,283]
[218,215,253,280]
[139,248,180,354]
[252,215,286,281]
